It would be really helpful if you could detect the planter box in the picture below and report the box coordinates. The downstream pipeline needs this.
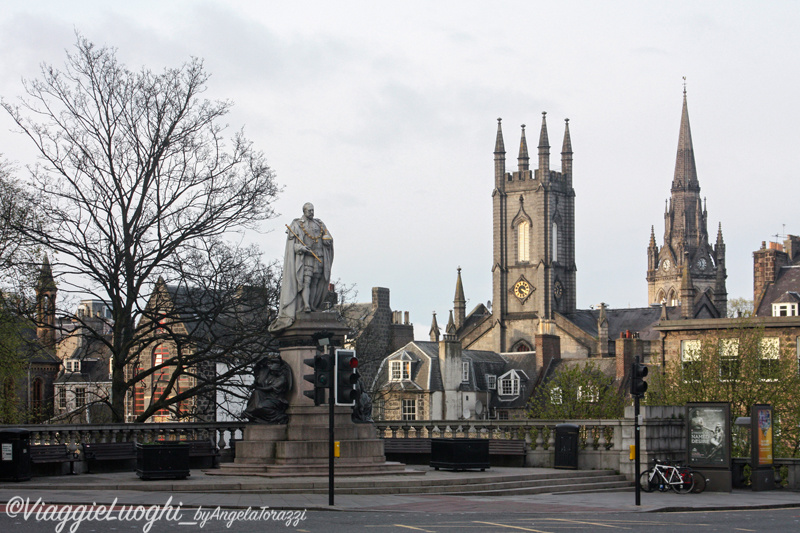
[430,438,489,471]
[136,443,190,480]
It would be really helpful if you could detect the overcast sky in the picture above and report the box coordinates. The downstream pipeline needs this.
[1,1,797,339]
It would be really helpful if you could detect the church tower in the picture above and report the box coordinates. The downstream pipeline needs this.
[492,114,576,352]
[647,88,727,316]
[36,256,58,348]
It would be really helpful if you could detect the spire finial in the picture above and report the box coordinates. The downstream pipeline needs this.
[683,76,687,96]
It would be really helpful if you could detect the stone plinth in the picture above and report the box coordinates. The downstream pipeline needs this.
[212,313,406,477]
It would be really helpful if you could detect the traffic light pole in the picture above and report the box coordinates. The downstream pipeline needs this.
[634,387,641,506]
[328,342,335,506]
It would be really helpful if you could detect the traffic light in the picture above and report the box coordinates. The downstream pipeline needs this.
[334,349,359,406]
[303,351,332,405]
[631,358,648,397]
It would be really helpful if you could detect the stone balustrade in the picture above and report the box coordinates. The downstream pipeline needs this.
[0,422,246,458]
[0,407,690,481]
[376,407,689,480]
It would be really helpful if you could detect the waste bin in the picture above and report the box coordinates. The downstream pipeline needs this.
[430,438,490,471]
[0,429,31,481]
[554,423,579,469]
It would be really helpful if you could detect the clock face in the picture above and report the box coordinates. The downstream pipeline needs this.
[662,259,671,271]
[513,280,532,300]
[697,258,707,270]
[553,280,563,299]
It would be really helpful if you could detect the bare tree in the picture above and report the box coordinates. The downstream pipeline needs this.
[2,35,280,422]
[0,157,42,295]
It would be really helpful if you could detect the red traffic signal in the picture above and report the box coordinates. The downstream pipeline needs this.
[335,349,359,406]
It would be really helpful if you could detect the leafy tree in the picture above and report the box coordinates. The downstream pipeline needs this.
[2,35,280,422]
[0,158,42,423]
[727,297,754,318]
[645,321,800,457]
[526,361,625,420]
[0,297,28,423]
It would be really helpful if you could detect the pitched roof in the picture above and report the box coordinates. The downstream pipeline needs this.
[563,306,663,341]
[756,265,800,316]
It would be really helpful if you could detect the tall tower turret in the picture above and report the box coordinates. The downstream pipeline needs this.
[488,113,576,353]
[647,86,726,317]
[36,256,57,348]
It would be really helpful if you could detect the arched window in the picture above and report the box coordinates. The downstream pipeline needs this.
[517,220,530,262]
[152,345,169,371]
[31,378,43,411]
[552,222,558,262]
[668,289,678,307]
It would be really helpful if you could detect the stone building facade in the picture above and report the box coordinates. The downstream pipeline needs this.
[342,287,414,387]
[753,235,800,317]
[426,91,733,403]
[124,280,216,422]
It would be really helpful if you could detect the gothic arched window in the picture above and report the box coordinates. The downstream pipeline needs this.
[31,378,43,411]
[517,220,530,262]
[668,289,678,307]
[552,222,558,262]
[656,290,666,304]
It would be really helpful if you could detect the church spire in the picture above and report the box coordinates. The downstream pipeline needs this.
[494,117,505,154]
[518,124,529,171]
[429,312,441,342]
[561,118,572,185]
[494,118,506,189]
[444,310,457,340]
[36,255,57,348]
[538,112,550,180]
[454,267,466,330]
[673,86,699,190]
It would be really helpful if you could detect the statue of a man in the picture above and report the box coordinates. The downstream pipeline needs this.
[269,203,334,332]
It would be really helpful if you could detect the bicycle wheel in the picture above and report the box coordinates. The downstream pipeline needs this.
[690,470,707,493]
[639,469,656,493]
[672,468,694,494]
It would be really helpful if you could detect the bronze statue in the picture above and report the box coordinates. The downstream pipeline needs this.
[351,379,373,423]
[243,355,293,424]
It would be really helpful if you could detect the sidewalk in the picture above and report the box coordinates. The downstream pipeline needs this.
[1,467,799,514]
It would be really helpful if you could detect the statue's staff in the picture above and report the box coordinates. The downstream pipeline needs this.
[285,224,322,263]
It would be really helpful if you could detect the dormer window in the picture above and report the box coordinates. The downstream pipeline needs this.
[65,360,80,373]
[462,361,470,382]
[772,302,798,317]
[390,360,411,382]
[498,370,521,396]
[486,374,496,390]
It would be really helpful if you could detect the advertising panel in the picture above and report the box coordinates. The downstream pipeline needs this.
[752,404,773,467]
[687,403,730,467]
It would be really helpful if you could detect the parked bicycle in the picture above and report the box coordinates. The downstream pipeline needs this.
[639,460,707,494]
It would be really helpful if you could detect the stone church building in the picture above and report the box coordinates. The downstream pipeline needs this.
[374,90,731,419]
[457,90,726,361]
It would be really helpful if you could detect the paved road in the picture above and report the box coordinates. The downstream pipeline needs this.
[1,467,799,532]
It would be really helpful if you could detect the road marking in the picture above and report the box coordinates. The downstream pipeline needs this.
[473,522,551,532]
[543,517,624,528]
[393,525,437,532]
